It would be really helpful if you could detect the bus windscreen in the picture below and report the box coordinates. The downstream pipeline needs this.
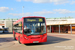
[24,18,46,36]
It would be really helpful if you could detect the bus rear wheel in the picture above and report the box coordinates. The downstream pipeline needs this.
[14,34,16,40]
[18,37,21,44]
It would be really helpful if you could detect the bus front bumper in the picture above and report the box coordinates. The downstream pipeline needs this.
[22,36,47,44]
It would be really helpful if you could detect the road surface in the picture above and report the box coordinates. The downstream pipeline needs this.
[0,33,75,50]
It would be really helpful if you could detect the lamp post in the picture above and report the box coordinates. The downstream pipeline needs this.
[22,6,24,17]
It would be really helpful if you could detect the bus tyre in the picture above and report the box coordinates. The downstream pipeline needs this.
[14,34,16,40]
[18,37,21,44]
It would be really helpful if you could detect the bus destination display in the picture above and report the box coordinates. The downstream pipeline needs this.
[24,18,45,23]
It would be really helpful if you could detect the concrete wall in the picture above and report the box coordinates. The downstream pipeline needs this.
[6,20,13,32]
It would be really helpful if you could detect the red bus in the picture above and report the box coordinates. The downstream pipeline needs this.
[13,16,47,44]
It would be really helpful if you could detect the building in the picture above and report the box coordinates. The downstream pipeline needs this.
[0,19,17,32]
[46,19,75,34]
[0,18,75,34]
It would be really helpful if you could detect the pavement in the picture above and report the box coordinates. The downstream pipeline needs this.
[0,33,75,50]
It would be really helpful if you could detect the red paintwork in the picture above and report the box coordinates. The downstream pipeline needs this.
[13,16,47,44]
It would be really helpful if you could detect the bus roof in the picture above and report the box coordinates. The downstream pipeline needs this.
[13,16,45,25]
[23,16,45,18]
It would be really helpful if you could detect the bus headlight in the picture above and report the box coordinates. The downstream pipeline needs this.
[24,37,29,40]
[42,33,47,39]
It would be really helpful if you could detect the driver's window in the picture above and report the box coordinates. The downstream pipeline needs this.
[24,23,31,34]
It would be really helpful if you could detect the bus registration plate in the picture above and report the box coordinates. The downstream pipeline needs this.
[33,41,39,43]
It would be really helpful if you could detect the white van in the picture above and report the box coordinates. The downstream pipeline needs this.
[0,28,3,33]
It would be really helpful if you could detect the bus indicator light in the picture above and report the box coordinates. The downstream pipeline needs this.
[39,19,43,22]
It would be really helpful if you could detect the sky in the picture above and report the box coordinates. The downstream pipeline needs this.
[0,0,75,19]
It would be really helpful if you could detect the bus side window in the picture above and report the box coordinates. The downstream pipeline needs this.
[13,24,17,32]
[13,22,22,34]
[18,22,22,34]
